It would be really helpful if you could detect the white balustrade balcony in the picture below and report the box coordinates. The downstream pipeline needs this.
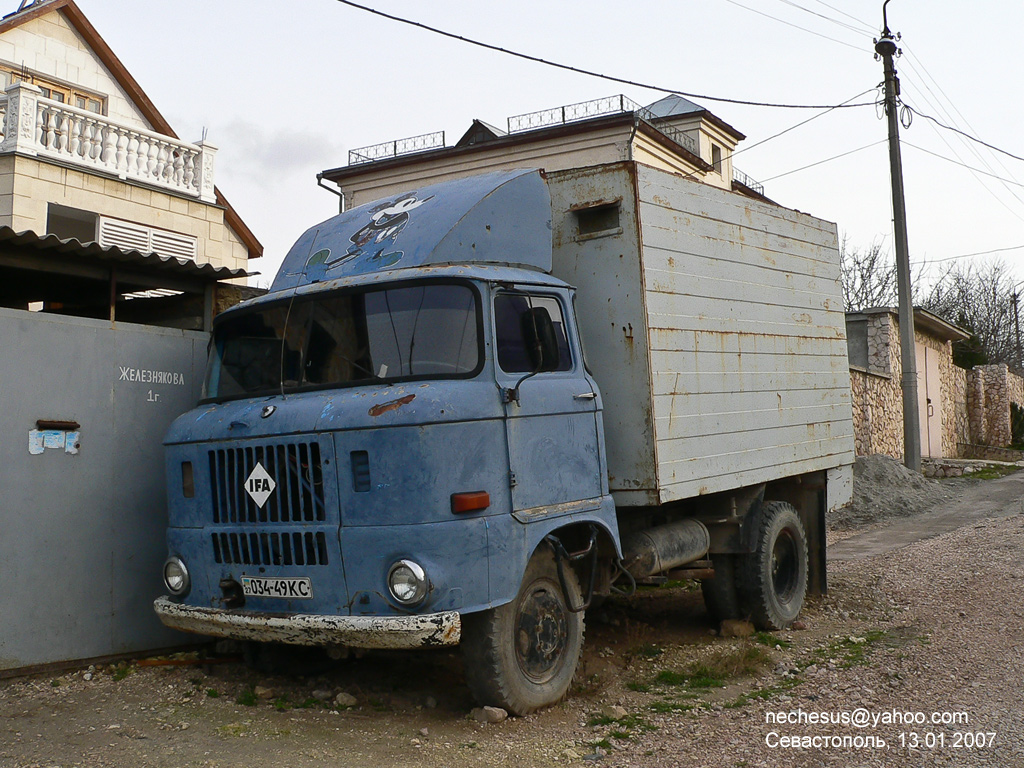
[0,81,216,202]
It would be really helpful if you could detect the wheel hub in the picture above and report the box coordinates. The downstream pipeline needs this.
[515,585,568,681]
[771,529,799,602]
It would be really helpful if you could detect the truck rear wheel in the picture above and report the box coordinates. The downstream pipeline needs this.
[700,554,743,623]
[737,501,807,630]
[461,546,584,715]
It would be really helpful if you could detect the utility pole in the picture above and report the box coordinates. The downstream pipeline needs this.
[875,0,921,472]
[1013,290,1022,369]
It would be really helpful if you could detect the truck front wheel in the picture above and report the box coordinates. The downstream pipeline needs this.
[737,501,808,630]
[461,546,584,715]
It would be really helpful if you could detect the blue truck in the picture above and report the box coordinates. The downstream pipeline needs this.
[155,162,854,714]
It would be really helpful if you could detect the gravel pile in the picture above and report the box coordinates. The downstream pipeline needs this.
[830,454,956,530]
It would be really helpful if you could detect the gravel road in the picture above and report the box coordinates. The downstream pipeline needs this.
[3,465,1022,768]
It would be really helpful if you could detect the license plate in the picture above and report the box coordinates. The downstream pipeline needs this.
[241,576,313,599]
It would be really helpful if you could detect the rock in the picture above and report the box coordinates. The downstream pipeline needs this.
[419,727,429,737]
[334,692,357,707]
[720,619,755,638]
[424,696,438,709]
[311,689,333,702]
[471,706,508,724]
[791,619,807,630]
[254,685,274,700]
[602,705,627,720]
[806,664,818,675]
[83,673,93,681]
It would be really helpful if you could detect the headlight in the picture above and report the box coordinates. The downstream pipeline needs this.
[163,556,190,596]
[387,559,427,606]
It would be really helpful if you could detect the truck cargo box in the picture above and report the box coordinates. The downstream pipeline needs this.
[547,162,854,507]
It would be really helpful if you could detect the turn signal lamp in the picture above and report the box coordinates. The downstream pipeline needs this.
[451,491,490,514]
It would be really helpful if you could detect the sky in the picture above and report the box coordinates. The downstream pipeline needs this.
[68,0,1024,289]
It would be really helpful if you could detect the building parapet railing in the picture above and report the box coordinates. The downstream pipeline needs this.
[732,167,765,196]
[348,131,445,166]
[507,94,699,157]
[0,82,216,202]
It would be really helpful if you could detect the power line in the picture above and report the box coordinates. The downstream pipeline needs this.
[807,0,876,34]
[917,244,1024,265]
[903,141,1024,189]
[720,0,865,51]
[673,89,874,186]
[771,0,873,37]
[899,52,1024,211]
[902,44,1024,205]
[760,140,886,182]
[907,106,1024,164]
[901,87,1024,223]
[733,89,875,159]
[331,0,876,110]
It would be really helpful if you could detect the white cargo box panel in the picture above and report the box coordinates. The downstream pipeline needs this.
[548,162,854,506]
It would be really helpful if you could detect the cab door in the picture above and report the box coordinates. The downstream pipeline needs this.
[493,288,604,513]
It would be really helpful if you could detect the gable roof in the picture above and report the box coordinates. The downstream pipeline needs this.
[456,119,508,147]
[644,93,746,142]
[0,0,263,260]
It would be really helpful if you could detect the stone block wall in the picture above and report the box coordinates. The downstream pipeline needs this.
[848,312,1023,459]
[966,365,1024,448]
[849,313,903,458]
[849,368,902,457]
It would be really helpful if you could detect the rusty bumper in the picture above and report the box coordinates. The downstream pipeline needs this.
[153,597,461,649]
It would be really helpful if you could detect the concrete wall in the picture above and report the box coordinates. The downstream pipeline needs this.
[0,308,205,671]
[337,125,726,210]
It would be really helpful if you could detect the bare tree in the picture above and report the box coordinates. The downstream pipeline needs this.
[920,259,1019,367]
[839,236,897,311]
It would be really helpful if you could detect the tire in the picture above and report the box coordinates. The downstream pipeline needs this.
[461,546,584,715]
[736,501,808,630]
[700,553,743,623]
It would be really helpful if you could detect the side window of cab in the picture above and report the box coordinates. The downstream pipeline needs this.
[494,293,573,374]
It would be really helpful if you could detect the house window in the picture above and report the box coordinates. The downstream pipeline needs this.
[0,64,106,114]
[712,144,723,175]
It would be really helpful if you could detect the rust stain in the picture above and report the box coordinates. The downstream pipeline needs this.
[369,394,416,417]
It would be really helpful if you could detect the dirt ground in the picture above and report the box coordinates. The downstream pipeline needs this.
[3,457,1023,768]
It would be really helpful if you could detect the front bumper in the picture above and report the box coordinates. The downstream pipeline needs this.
[154,596,461,649]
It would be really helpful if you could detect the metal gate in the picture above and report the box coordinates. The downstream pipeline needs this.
[0,308,207,671]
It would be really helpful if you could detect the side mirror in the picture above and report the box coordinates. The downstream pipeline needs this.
[521,307,560,372]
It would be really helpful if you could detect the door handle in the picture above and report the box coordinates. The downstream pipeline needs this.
[574,392,597,400]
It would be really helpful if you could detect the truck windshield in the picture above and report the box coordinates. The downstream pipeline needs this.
[204,282,480,400]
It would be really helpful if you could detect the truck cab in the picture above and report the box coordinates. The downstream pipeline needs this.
[156,170,620,713]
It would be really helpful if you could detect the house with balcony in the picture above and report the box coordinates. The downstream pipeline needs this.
[0,0,260,280]
[0,0,262,673]
[318,93,769,211]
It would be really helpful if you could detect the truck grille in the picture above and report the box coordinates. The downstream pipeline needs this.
[209,442,326,524]
[212,530,330,566]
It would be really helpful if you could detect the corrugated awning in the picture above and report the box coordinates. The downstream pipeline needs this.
[0,226,248,282]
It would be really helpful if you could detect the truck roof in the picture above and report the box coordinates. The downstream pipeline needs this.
[271,169,553,292]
